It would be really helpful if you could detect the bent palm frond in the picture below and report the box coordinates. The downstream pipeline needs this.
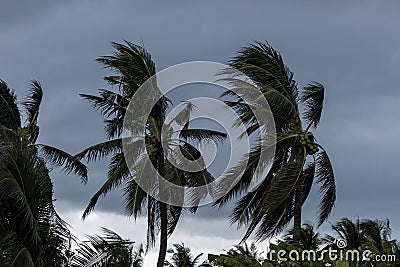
[38,144,88,183]
[301,82,324,130]
[315,148,335,226]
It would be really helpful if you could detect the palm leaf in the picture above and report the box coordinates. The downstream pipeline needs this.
[80,89,128,119]
[75,138,122,162]
[301,82,324,130]
[170,101,196,126]
[301,162,316,205]
[0,79,21,131]
[179,128,227,144]
[241,148,306,241]
[22,80,43,128]
[38,144,88,183]
[83,152,131,219]
[97,40,156,97]
[227,41,299,109]
[123,178,147,218]
[71,227,136,267]
[315,148,336,226]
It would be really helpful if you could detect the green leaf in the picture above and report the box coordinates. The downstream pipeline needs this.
[315,148,336,226]
[301,82,324,129]
[38,144,88,183]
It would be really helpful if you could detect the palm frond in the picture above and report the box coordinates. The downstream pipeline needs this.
[230,171,273,229]
[301,82,324,130]
[104,117,123,139]
[301,162,316,205]
[179,128,227,144]
[0,79,21,131]
[166,205,183,237]
[22,80,43,128]
[315,148,336,226]
[123,179,147,218]
[227,41,299,109]
[71,227,136,267]
[214,134,296,208]
[80,89,128,119]
[0,177,41,248]
[220,75,298,135]
[75,138,122,162]
[97,40,156,97]
[170,101,196,126]
[38,144,88,183]
[240,149,306,241]
[83,152,131,219]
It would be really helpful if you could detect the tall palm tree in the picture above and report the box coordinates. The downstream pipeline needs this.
[0,80,88,265]
[71,227,144,267]
[77,41,226,267]
[215,41,336,245]
[164,243,206,267]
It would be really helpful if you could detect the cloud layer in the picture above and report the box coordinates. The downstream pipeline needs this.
[1,1,400,265]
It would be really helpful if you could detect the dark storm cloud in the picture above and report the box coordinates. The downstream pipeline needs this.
[1,0,399,238]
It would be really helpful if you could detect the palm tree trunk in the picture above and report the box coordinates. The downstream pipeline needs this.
[157,202,168,267]
[156,148,168,267]
[293,176,303,246]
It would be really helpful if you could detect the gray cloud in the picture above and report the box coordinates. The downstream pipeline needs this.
[1,0,399,254]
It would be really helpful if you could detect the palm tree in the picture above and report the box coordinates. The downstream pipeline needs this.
[77,41,226,267]
[324,218,364,251]
[324,218,400,267]
[0,80,88,179]
[0,80,88,265]
[208,243,263,267]
[164,243,206,267]
[325,218,398,253]
[283,223,322,250]
[215,41,335,245]
[71,227,144,267]
[230,242,261,260]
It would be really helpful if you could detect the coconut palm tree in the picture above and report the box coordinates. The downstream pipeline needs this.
[0,80,88,179]
[324,218,400,267]
[215,41,335,245]
[0,80,88,266]
[208,243,263,267]
[230,242,261,260]
[325,218,398,253]
[324,218,364,251]
[71,227,144,267]
[77,41,226,267]
[164,243,207,267]
[283,223,322,250]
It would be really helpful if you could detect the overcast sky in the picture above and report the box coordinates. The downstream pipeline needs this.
[1,1,400,265]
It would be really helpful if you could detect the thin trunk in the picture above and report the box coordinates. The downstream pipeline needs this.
[293,178,303,246]
[156,147,168,267]
[157,202,168,267]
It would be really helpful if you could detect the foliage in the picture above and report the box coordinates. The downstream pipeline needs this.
[164,243,208,267]
[0,80,87,266]
[215,41,335,243]
[77,41,226,266]
[70,227,144,267]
